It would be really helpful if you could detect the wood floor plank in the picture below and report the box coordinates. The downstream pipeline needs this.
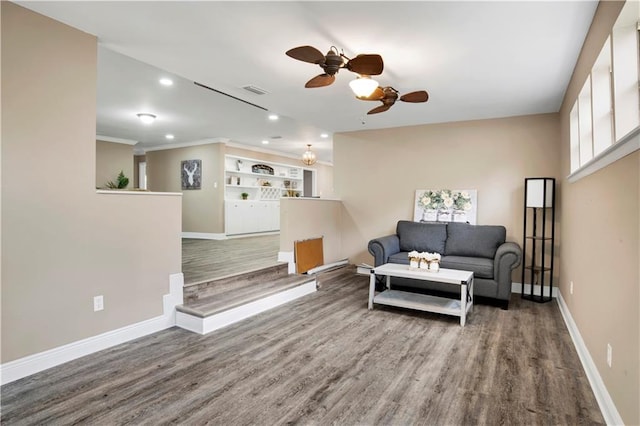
[0,266,604,425]
[182,235,281,284]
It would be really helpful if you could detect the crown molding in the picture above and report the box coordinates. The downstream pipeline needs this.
[143,138,229,152]
[96,135,138,145]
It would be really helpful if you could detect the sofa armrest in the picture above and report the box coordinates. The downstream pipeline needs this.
[493,242,522,300]
[368,234,400,267]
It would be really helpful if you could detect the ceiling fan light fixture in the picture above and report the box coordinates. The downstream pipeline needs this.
[136,113,156,124]
[349,76,378,97]
[301,144,317,165]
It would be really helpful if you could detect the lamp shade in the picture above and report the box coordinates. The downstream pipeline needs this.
[526,178,554,207]
[349,76,378,97]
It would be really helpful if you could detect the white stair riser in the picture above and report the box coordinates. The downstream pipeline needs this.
[176,280,316,335]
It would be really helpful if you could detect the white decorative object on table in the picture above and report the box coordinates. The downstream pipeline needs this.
[427,252,441,272]
[419,252,430,270]
[408,251,420,270]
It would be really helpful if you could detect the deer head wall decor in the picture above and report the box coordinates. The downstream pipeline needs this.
[181,159,202,190]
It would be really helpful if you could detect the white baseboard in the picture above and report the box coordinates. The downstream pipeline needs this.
[176,279,316,335]
[556,292,623,425]
[511,282,558,298]
[0,272,184,386]
[182,232,227,240]
[278,251,296,274]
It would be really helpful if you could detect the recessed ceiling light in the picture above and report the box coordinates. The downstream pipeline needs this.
[268,114,279,121]
[159,78,173,86]
[136,113,156,124]
[320,133,329,138]
[262,140,269,145]
[165,134,175,140]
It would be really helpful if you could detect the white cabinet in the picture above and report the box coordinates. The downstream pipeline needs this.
[225,200,280,235]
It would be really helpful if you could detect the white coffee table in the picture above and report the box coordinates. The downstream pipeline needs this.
[368,263,474,326]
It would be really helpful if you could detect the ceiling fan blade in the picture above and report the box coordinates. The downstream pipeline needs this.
[368,104,392,115]
[347,54,384,76]
[356,86,385,101]
[305,74,335,88]
[400,90,429,103]
[286,46,325,64]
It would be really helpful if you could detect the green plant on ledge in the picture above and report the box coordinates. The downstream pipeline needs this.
[105,171,129,189]
[241,192,249,200]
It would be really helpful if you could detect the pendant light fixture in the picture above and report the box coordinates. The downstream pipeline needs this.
[301,144,317,165]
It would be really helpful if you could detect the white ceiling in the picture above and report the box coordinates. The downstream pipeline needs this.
[18,1,599,163]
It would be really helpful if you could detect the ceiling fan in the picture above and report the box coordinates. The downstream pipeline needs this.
[357,86,429,114]
[286,45,384,88]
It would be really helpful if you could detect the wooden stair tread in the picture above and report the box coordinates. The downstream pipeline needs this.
[183,262,289,302]
[177,274,314,318]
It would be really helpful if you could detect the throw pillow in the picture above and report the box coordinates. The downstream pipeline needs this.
[445,222,506,258]
[397,220,447,254]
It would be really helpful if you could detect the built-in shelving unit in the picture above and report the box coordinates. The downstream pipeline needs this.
[224,155,304,235]
[521,177,555,303]
[224,155,303,201]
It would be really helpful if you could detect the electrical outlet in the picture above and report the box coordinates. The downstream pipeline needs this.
[570,281,574,295]
[93,295,104,312]
[607,343,612,368]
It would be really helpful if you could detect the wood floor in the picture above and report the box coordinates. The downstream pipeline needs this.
[0,266,604,425]
[182,234,281,284]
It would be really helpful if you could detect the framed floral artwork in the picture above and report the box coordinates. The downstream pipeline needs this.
[414,189,478,224]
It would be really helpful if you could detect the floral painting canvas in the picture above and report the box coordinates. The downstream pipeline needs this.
[414,189,478,224]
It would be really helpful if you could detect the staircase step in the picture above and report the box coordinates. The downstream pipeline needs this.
[176,265,317,335]
[177,274,314,318]
[183,262,289,303]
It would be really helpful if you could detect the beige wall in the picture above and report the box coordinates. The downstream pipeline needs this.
[334,113,560,268]
[280,198,343,265]
[558,1,639,424]
[1,3,182,362]
[96,140,134,189]
[146,143,225,234]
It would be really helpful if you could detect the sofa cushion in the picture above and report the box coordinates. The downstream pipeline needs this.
[441,255,494,279]
[445,222,506,259]
[388,251,410,265]
[396,220,447,254]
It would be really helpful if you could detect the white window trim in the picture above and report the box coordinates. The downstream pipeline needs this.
[567,125,640,183]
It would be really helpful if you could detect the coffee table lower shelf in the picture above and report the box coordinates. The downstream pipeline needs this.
[373,289,466,316]
[368,263,474,326]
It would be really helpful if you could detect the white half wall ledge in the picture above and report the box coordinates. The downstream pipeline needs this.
[556,292,624,426]
[182,232,227,240]
[0,272,184,386]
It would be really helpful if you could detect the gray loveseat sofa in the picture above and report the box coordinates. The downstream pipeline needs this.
[368,220,522,309]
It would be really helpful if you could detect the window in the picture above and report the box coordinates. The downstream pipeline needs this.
[591,36,613,156]
[569,1,639,181]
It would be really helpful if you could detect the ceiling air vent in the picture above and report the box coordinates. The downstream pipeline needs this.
[242,85,268,95]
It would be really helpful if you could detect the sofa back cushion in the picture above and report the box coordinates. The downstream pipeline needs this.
[396,220,447,254]
[445,222,506,259]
